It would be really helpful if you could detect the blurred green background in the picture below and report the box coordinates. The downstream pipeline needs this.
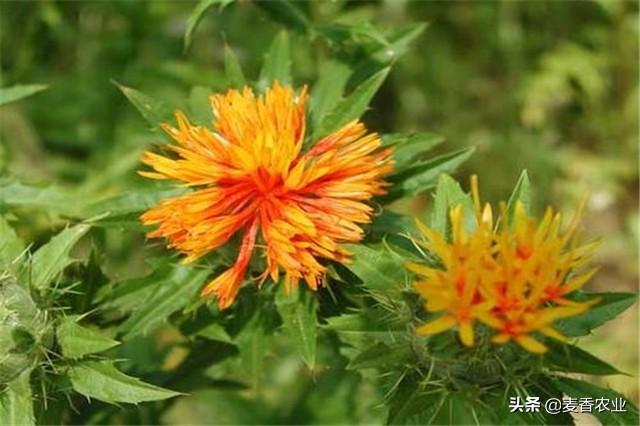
[1,0,637,422]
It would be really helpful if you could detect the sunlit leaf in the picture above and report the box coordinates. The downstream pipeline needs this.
[382,147,475,203]
[555,292,638,337]
[430,173,475,236]
[25,224,90,291]
[114,81,173,129]
[68,361,180,404]
[544,341,622,375]
[502,169,532,227]
[57,316,120,359]
[0,84,47,106]
[313,67,390,139]
[382,132,444,169]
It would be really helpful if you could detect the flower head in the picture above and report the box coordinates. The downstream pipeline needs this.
[140,82,393,308]
[408,176,598,353]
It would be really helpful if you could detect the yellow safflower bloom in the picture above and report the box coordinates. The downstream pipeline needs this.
[140,82,394,309]
[408,176,598,353]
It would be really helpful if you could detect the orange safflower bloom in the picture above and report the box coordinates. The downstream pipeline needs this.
[140,82,393,309]
[407,176,598,353]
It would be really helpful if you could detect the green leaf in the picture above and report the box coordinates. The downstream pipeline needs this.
[555,292,638,337]
[325,309,406,349]
[342,244,407,304]
[430,173,475,236]
[0,216,24,272]
[224,44,246,88]
[234,317,268,390]
[87,188,187,216]
[347,342,410,370]
[382,132,444,169]
[0,178,81,217]
[0,370,34,426]
[25,224,90,291]
[255,0,310,33]
[119,265,210,338]
[544,341,622,375]
[369,23,428,64]
[259,31,291,89]
[502,170,532,227]
[0,84,47,106]
[114,81,173,129]
[275,286,317,369]
[68,361,180,404]
[313,67,390,139]
[383,147,475,203]
[188,85,214,126]
[550,376,639,425]
[184,0,235,51]
[309,60,351,129]
[85,188,188,227]
[57,316,120,359]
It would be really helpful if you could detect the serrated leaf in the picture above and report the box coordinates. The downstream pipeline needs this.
[382,132,444,168]
[342,244,406,304]
[119,265,210,338]
[309,60,351,129]
[383,147,475,203]
[275,286,317,369]
[555,292,638,337]
[57,316,119,359]
[259,31,291,89]
[224,44,246,88]
[544,341,622,375]
[0,84,47,106]
[184,0,235,51]
[25,224,90,291]
[114,81,173,129]
[68,361,180,404]
[550,376,639,425]
[0,369,34,426]
[313,67,390,139]
[502,170,532,227]
[0,216,24,272]
[369,23,427,64]
[430,173,475,237]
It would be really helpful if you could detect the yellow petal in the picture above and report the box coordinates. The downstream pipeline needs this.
[538,326,567,342]
[515,335,548,354]
[458,321,474,347]
[416,315,456,336]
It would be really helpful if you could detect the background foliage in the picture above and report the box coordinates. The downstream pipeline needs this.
[0,0,638,424]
